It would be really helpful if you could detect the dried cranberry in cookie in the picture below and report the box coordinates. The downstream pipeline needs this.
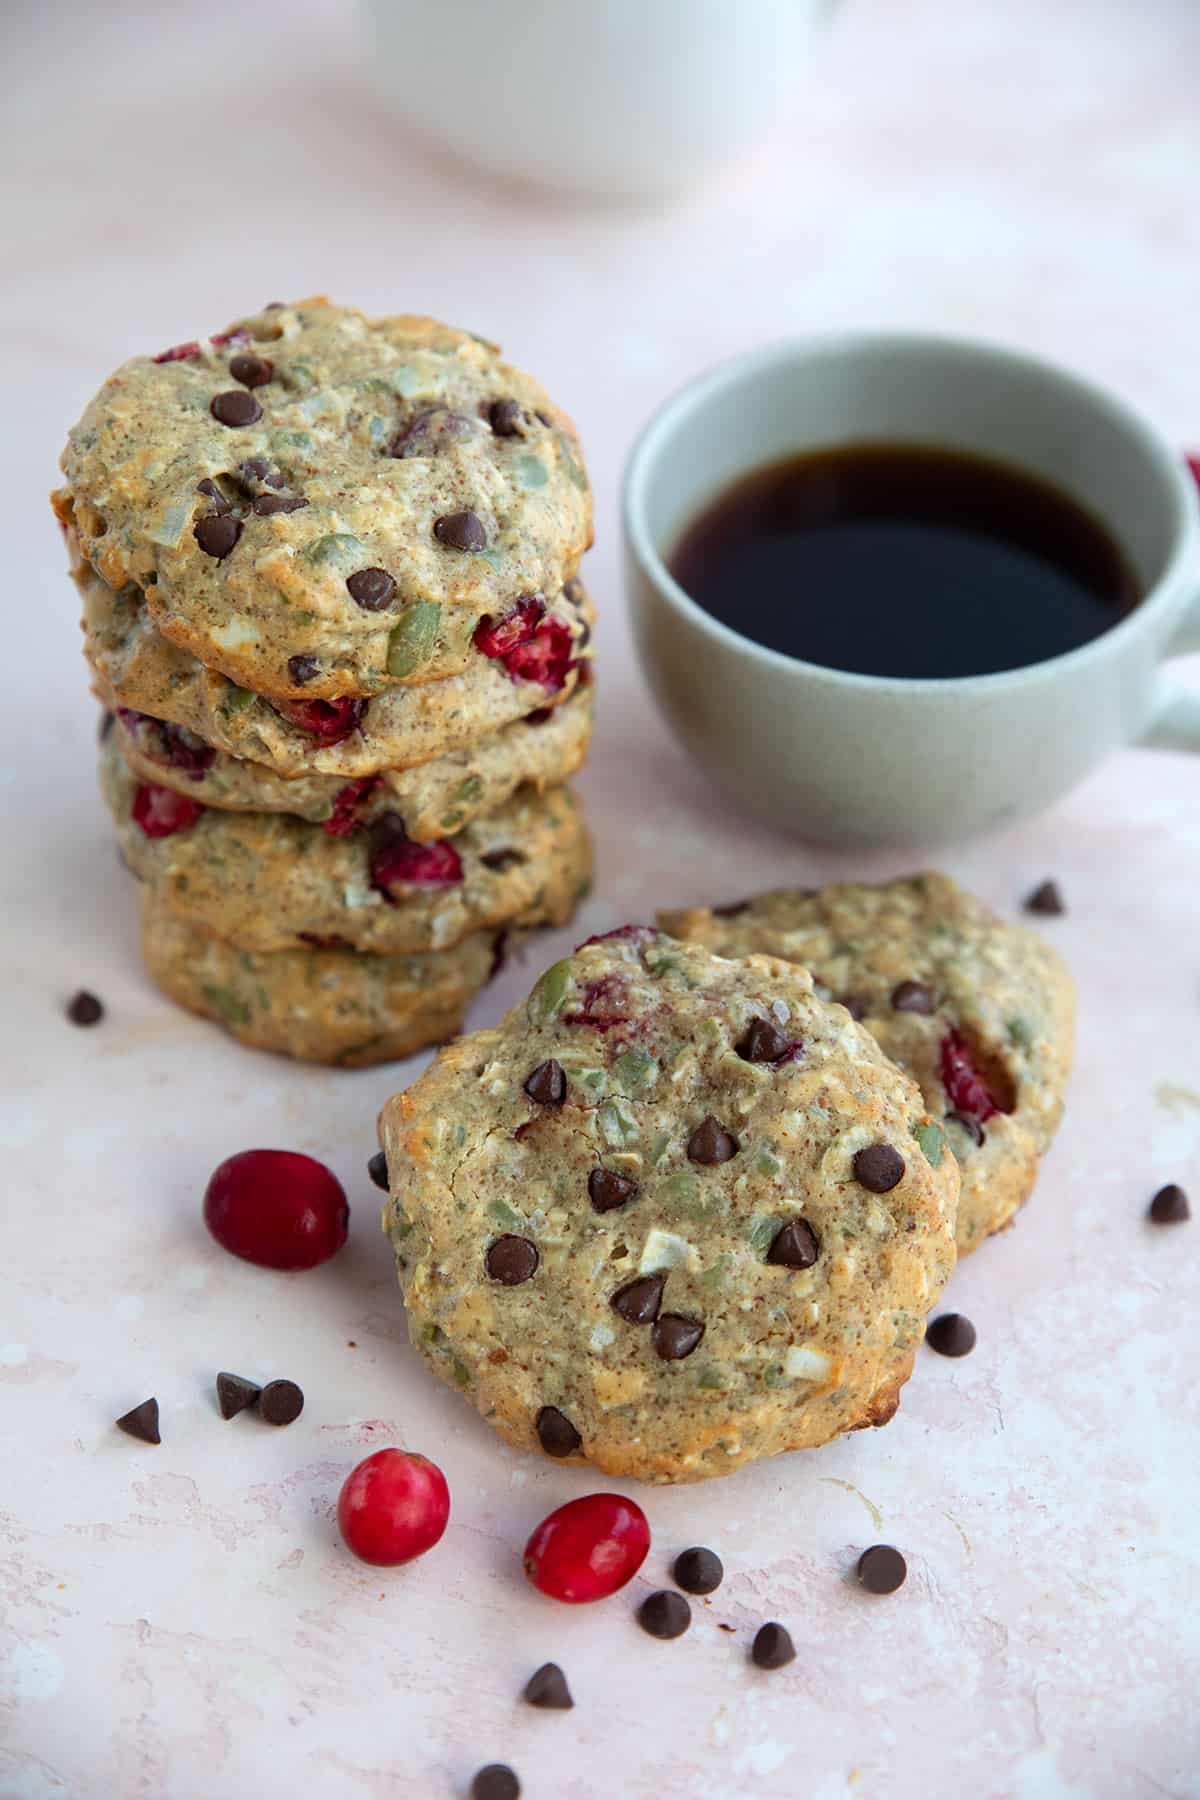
[378,929,958,1484]
[660,871,1075,1255]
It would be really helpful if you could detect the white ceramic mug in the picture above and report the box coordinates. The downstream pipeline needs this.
[623,333,1200,847]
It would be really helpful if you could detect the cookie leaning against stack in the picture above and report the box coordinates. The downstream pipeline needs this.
[377,927,959,1483]
[54,298,596,1063]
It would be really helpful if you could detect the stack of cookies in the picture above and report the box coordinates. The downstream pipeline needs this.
[54,299,595,1065]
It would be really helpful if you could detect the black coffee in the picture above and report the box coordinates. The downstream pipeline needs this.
[669,442,1139,679]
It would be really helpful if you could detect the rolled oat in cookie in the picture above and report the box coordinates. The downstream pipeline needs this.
[660,873,1075,1253]
[377,927,958,1484]
[56,299,592,699]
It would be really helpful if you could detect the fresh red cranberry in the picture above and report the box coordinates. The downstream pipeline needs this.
[152,340,202,364]
[474,596,545,659]
[1186,454,1200,492]
[337,1447,450,1567]
[131,783,203,838]
[209,326,251,349]
[368,814,463,893]
[273,696,367,744]
[576,925,658,950]
[203,1148,349,1270]
[523,1492,650,1604]
[504,617,575,691]
[322,776,379,838]
[562,974,631,1032]
[939,1030,1002,1122]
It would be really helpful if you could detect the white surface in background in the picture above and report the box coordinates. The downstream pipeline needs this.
[1,1,1198,1796]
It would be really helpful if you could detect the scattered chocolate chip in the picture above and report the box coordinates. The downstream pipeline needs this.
[229,352,273,388]
[238,455,281,487]
[196,477,232,513]
[433,509,487,552]
[489,398,525,437]
[946,1110,986,1147]
[858,1544,907,1593]
[210,390,263,428]
[925,1312,976,1357]
[853,1143,906,1193]
[253,493,307,515]
[1025,879,1065,916]
[687,1116,738,1165]
[486,1235,539,1285]
[840,993,868,1020]
[368,1150,389,1190]
[522,1662,573,1709]
[535,1406,581,1457]
[752,1622,796,1669]
[288,654,320,685]
[1149,1183,1190,1224]
[638,1590,691,1639]
[115,1398,160,1444]
[480,848,525,871]
[652,1314,705,1361]
[712,899,749,918]
[216,1371,261,1418]
[766,1218,820,1268]
[346,567,396,611]
[259,1379,304,1426]
[891,980,934,1014]
[66,989,103,1027]
[736,1017,795,1063]
[673,1546,723,1595]
[718,1622,736,1634]
[471,1768,520,1800]
[194,513,242,559]
[611,1273,665,1324]
[588,1168,638,1213]
[524,1059,566,1106]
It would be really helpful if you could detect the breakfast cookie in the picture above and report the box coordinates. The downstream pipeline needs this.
[103,733,591,955]
[659,873,1074,1253]
[112,682,592,844]
[377,927,959,1484]
[56,298,592,699]
[140,896,511,1067]
[78,561,592,779]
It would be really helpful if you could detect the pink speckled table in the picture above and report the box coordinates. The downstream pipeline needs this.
[2,3,1198,1796]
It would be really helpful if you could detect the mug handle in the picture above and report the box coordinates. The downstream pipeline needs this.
[1140,584,1200,753]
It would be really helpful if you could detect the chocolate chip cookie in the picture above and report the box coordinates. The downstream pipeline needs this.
[377,927,958,1483]
[77,561,592,779]
[57,299,591,699]
[660,873,1075,1253]
[103,732,591,955]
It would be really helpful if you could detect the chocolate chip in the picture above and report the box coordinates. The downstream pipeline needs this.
[229,352,273,388]
[238,455,281,487]
[712,899,749,918]
[857,1544,907,1593]
[196,477,232,513]
[535,1405,580,1457]
[752,1622,796,1669]
[610,1273,665,1324]
[853,1143,905,1193]
[522,1663,573,1709]
[766,1218,820,1268]
[840,993,868,1021]
[486,1235,539,1285]
[216,1371,261,1418]
[946,1110,986,1147]
[367,1149,389,1191]
[1025,879,1065,916]
[346,567,397,611]
[259,1379,304,1426]
[736,1017,795,1063]
[489,397,525,437]
[1149,1183,1190,1224]
[925,1312,976,1357]
[891,980,934,1014]
[115,1398,160,1444]
[253,493,308,515]
[652,1314,705,1361]
[288,655,319,685]
[673,1546,723,1595]
[480,848,524,871]
[194,513,242,559]
[210,390,263,427]
[637,1590,691,1639]
[66,989,103,1026]
[687,1116,738,1165]
[433,509,487,551]
[471,1768,520,1800]
[588,1168,638,1213]
[523,1059,566,1106]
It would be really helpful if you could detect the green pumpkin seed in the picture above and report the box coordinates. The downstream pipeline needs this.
[387,601,442,677]
[914,1121,948,1167]
[527,957,572,1023]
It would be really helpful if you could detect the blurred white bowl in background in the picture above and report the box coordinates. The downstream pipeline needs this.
[363,0,833,203]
